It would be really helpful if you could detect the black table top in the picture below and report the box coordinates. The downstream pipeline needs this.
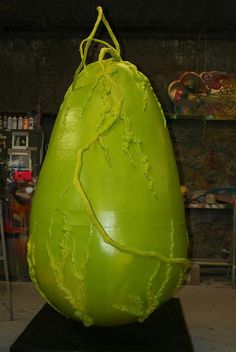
[10,297,194,352]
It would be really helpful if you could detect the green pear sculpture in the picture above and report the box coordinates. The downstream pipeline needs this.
[28,6,188,327]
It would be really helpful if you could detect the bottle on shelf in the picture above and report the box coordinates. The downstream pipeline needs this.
[12,115,17,130]
[0,115,2,130]
[3,115,7,129]
[28,115,34,130]
[7,115,12,130]
[18,116,23,129]
[23,116,29,130]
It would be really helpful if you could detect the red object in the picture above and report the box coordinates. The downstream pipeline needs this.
[13,170,32,182]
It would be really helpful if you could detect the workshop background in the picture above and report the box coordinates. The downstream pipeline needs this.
[0,2,236,351]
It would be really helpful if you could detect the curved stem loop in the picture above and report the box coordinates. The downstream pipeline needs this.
[73,6,121,84]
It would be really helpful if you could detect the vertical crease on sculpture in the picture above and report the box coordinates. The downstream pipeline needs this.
[155,219,175,299]
[135,219,174,321]
[98,136,112,167]
[42,183,93,325]
[126,62,166,127]
[27,221,59,312]
[46,210,93,326]
[120,113,158,197]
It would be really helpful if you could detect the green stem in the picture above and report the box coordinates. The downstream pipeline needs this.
[73,6,121,88]
[98,47,117,62]
[99,6,120,57]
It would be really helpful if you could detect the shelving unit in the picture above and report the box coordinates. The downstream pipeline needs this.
[166,113,236,121]
[167,113,236,286]
[186,202,236,288]
[0,127,44,280]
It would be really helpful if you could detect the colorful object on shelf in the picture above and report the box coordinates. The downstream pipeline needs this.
[4,175,36,232]
[27,7,189,327]
[168,71,236,119]
[13,170,32,182]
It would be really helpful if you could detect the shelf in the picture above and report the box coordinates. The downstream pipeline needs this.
[185,203,233,209]
[1,128,42,133]
[167,114,236,121]
[190,258,230,266]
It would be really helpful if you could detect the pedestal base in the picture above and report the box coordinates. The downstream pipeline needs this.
[10,298,193,352]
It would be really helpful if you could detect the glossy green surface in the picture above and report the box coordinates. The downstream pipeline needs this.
[27,7,188,327]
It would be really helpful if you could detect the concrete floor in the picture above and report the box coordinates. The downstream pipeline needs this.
[0,279,236,352]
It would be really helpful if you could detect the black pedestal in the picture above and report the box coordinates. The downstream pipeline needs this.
[10,298,193,352]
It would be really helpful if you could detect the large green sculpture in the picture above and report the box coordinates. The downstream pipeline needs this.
[27,7,188,327]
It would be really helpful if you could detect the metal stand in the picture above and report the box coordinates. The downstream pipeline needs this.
[0,200,13,320]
